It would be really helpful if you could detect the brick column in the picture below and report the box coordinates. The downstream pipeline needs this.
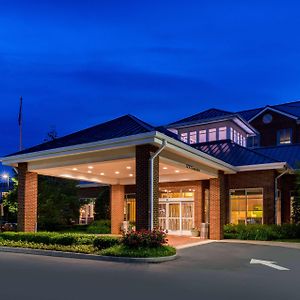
[17,163,38,232]
[135,145,159,231]
[111,185,125,234]
[209,171,226,240]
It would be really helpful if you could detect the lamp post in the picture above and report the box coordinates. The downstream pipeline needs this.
[2,174,9,189]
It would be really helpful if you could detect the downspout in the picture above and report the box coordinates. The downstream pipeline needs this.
[274,167,289,225]
[149,140,167,230]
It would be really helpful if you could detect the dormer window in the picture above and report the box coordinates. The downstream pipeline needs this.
[180,132,188,143]
[208,128,216,141]
[189,131,197,144]
[199,130,207,143]
[218,127,227,140]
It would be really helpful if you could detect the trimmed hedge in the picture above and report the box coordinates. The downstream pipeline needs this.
[93,236,120,250]
[224,224,300,241]
[0,232,97,246]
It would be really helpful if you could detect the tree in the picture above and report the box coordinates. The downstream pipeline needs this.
[292,170,300,223]
[2,177,18,223]
[94,186,110,220]
[38,176,80,230]
[44,127,58,142]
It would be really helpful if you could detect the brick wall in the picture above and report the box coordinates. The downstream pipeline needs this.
[227,170,277,224]
[17,163,38,232]
[111,185,125,234]
[209,172,226,240]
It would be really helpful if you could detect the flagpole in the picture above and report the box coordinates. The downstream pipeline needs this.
[19,96,23,151]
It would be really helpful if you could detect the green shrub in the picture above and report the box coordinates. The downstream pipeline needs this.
[101,245,176,258]
[224,224,300,241]
[86,220,111,234]
[0,232,96,246]
[93,236,120,250]
[122,230,167,248]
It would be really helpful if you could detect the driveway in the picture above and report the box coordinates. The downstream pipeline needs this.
[0,242,299,300]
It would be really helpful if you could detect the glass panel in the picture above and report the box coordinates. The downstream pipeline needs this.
[169,204,180,217]
[182,219,193,231]
[230,190,247,224]
[169,218,180,231]
[159,204,166,218]
[218,127,227,140]
[199,130,207,143]
[180,132,188,143]
[182,203,193,218]
[208,128,216,141]
[169,204,180,231]
[246,189,263,224]
[189,131,197,144]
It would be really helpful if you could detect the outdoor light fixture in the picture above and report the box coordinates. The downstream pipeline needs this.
[72,168,78,171]
[2,174,8,179]
[88,166,93,169]
[163,167,168,170]
[129,174,133,177]
[126,166,131,169]
[88,171,92,174]
[100,173,105,176]
[115,171,120,174]
[175,170,180,173]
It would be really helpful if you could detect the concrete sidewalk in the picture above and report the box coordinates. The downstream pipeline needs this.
[219,239,300,250]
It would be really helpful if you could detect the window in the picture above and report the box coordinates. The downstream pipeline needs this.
[199,130,207,143]
[247,135,260,148]
[189,131,197,144]
[180,132,188,143]
[234,130,238,143]
[208,128,216,141]
[277,128,292,145]
[230,188,263,225]
[242,137,246,147]
[218,127,227,140]
[230,128,234,140]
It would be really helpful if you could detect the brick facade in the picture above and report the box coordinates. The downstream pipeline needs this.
[209,172,226,240]
[135,144,159,231]
[111,185,125,234]
[227,170,277,224]
[17,163,38,232]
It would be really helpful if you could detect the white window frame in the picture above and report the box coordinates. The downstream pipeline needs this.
[208,128,217,141]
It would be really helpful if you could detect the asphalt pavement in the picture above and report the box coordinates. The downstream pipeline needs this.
[0,242,299,300]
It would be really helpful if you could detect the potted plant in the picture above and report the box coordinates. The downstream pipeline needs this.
[191,227,200,237]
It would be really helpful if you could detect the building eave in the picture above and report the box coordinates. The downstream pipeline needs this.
[236,162,289,172]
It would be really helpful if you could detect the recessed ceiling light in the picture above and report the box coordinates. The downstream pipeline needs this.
[115,171,120,174]
[100,173,105,176]
[88,166,93,169]
[126,166,131,170]
[163,167,168,170]
[175,170,180,173]
[129,174,133,177]
[88,170,92,174]
[72,168,78,171]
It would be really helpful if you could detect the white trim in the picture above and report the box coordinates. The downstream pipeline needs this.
[236,162,287,172]
[248,106,298,123]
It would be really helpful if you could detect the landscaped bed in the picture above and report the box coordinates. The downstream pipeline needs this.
[0,230,176,258]
[224,224,300,241]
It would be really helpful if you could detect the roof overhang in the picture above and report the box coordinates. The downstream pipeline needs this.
[236,162,289,172]
[1,131,237,177]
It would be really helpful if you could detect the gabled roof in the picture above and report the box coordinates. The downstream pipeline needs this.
[169,108,233,126]
[6,115,157,157]
[255,144,300,169]
[192,140,279,167]
[238,99,300,121]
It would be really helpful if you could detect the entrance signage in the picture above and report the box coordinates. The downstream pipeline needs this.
[186,164,201,172]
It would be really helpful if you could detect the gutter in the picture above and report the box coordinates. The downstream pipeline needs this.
[274,168,290,225]
[149,140,167,230]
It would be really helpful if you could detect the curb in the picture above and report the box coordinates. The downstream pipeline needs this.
[217,239,300,250]
[176,240,215,250]
[0,246,177,264]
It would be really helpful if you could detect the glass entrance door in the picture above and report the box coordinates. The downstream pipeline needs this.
[159,201,194,235]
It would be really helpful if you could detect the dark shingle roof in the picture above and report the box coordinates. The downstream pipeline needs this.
[255,144,300,169]
[237,107,264,121]
[7,115,156,157]
[192,140,279,167]
[169,108,234,126]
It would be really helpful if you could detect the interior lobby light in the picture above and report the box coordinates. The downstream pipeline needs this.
[100,172,105,176]
[115,171,120,174]
[163,167,168,170]
[72,168,78,171]
[175,170,180,173]
[88,166,93,169]
[126,166,131,170]
[129,174,133,177]
[88,171,92,174]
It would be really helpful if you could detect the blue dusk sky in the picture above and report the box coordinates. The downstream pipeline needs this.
[1,0,300,156]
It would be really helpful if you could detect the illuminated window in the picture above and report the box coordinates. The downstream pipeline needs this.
[218,127,227,140]
[230,189,263,225]
[277,128,292,145]
[199,130,207,143]
[189,131,197,144]
[208,128,216,141]
[230,128,234,140]
[180,132,188,143]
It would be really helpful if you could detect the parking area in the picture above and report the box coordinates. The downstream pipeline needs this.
[0,242,299,300]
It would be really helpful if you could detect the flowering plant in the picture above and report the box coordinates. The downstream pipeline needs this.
[121,229,167,248]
